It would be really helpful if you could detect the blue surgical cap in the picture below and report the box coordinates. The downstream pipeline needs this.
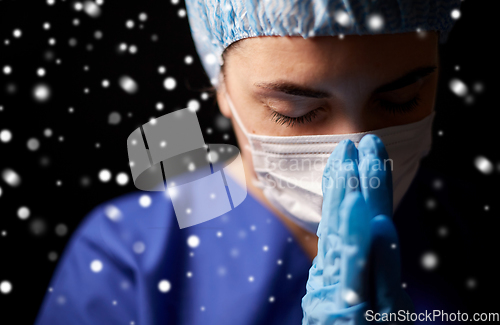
[185,0,461,87]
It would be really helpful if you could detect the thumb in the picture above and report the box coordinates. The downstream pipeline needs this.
[370,215,413,315]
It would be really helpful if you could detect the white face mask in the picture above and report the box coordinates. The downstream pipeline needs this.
[224,92,435,234]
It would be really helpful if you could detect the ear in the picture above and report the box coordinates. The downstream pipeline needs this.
[216,74,232,119]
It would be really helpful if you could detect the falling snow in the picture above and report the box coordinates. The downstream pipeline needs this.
[205,53,216,65]
[334,11,351,27]
[17,206,30,220]
[425,198,437,210]
[421,252,439,270]
[55,224,68,236]
[126,20,135,29]
[438,226,448,237]
[432,179,443,190]
[30,219,47,236]
[449,78,468,97]
[0,281,12,294]
[129,45,138,54]
[2,169,21,187]
[342,289,360,305]
[48,251,58,262]
[474,156,493,174]
[105,205,122,222]
[472,82,484,93]
[450,9,461,20]
[119,76,138,94]
[33,84,51,102]
[164,77,176,90]
[0,130,12,143]
[187,99,200,112]
[3,66,12,75]
[139,194,152,208]
[116,172,129,186]
[108,112,122,125]
[367,14,384,32]
[37,68,46,77]
[466,278,477,289]
[84,1,102,18]
[99,169,112,182]
[27,138,40,151]
[185,235,200,249]
[158,280,171,293]
[215,115,231,130]
[90,260,103,273]
[133,241,146,254]
[13,29,22,38]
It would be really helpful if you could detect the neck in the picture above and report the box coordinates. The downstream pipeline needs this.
[225,152,319,262]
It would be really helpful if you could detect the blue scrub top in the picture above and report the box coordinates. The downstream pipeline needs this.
[34,173,312,325]
[35,167,464,324]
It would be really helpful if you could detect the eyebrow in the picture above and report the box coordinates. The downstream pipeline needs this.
[374,65,437,93]
[253,65,437,98]
[253,81,332,98]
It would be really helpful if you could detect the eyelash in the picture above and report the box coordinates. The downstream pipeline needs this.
[269,108,320,127]
[376,94,421,115]
[267,95,421,127]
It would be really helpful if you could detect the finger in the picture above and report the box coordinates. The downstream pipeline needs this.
[369,215,410,313]
[315,139,359,280]
[336,191,371,306]
[358,134,393,219]
[317,140,359,260]
[319,139,360,237]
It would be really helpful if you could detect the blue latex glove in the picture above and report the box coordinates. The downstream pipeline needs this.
[302,135,414,324]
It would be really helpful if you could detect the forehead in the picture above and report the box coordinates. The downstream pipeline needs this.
[228,32,438,85]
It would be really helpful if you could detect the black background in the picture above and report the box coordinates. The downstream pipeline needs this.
[0,0,498,323]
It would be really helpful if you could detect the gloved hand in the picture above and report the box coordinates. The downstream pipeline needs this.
[301,134,414,324]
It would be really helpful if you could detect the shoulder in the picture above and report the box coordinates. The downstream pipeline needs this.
[67,191,177,266]
[79,190,175,236]
[34,191,179,324]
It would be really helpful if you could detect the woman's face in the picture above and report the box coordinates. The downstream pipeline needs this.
[217,32,439,238]
[217,32,439,138]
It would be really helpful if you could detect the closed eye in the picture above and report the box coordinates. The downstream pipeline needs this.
[376,94,421,115]
[267,106,322,127]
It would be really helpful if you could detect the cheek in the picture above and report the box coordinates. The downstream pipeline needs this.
[230,119,259,178]
[217,93,232,119]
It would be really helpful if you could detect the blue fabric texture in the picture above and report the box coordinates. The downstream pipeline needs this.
[34,173,312,324]
[184,0,461,86]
